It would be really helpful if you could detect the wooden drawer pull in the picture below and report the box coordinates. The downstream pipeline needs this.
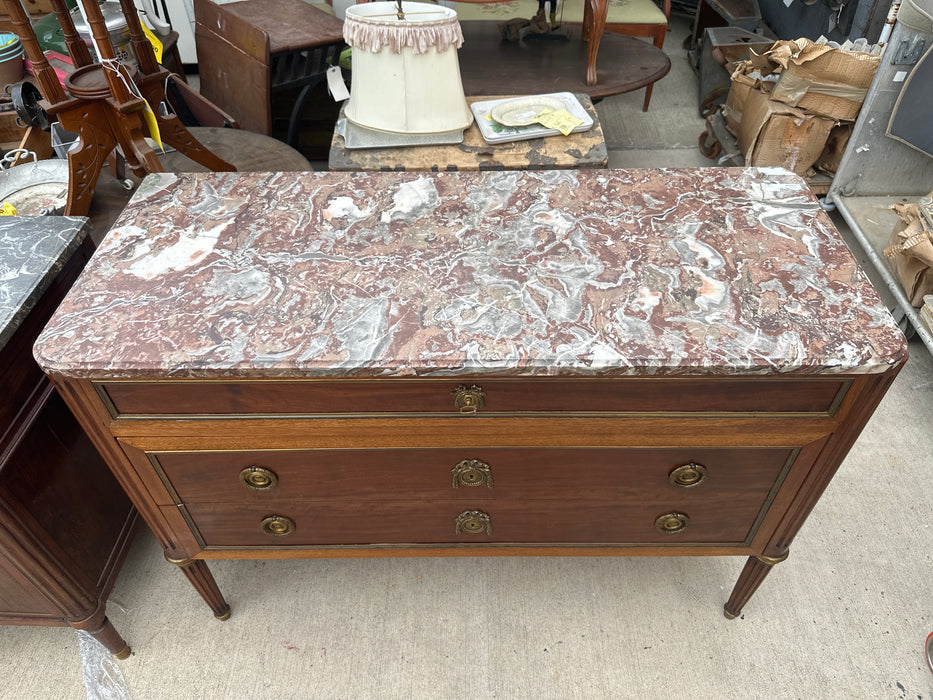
[260,515,295,536]
[451,459,494,488]
[455,510,492,535]
[452,384,485,413]
[668,463,707,488]
[655,513,690,534]
[239,466,278,490]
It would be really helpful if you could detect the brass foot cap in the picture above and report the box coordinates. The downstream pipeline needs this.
[113,645,132,660]
[723,607,739,620]
[215,607,232,622]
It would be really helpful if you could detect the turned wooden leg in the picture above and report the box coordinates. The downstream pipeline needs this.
[71,604,131,659]
[723,551,789,619]
[164,553,231,620]
[583,0,608,85]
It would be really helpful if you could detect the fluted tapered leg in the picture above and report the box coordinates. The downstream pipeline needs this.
[165,554,231,620]
[724,552,789,619]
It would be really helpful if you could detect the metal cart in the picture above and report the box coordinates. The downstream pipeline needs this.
[827,12,933,355]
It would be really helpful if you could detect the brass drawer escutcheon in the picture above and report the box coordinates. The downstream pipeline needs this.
[260,515,295,536]
[455,510,492,535]
[655,513,690,534]
[452,384,485,413]
[239,466,278,490]
[668,463,707,488]
[451,459,494,488]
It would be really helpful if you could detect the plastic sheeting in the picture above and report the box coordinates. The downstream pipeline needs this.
[78,631,132,700]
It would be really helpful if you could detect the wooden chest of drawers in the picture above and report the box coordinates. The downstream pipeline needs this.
[0,217,136,658]
[36,168,908,624]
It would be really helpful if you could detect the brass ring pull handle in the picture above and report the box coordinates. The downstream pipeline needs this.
[668,463,707,488]
[452,384,485,414]
[455,510,493,535]
[655,512,690,534]
[451,459,494,488]
[260,515,296,536]
[239,466,278,490]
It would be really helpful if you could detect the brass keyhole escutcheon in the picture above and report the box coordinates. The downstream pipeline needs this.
[655,513,690,534]
[260,515,296,536]
[455,510,493,535]
[451,459,494,488]
[452,384,486,414]
[669,463,707,488]
[239,466,278,490]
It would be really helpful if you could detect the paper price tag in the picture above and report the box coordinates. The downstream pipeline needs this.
[326,66,350,102]
[140,19,164,64]
[535,109,583,136]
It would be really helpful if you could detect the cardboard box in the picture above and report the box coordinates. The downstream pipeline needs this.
[815,123,853,174]
[723,67,776,136]
[768,39,880,121]
[736,88,835,176]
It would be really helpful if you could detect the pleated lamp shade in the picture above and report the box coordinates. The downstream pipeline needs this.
[343,1,473,134]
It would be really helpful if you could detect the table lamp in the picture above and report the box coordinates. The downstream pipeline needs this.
[343,0,472,134]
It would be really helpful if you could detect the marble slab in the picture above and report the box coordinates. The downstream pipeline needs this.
[35,168,907,379]
[0,216,89,351]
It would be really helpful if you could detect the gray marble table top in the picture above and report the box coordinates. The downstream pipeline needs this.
[35,168,907,379]
[0,216,89,351]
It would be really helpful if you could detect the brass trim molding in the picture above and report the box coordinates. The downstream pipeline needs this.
[163,552,193,567]
[756,551,790,566]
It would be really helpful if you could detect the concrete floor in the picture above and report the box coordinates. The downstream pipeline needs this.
[3,13,933,700]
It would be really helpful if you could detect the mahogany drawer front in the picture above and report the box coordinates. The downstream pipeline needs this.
[153,447,795,505]
[184,496,768,547]
[97,377,849,418]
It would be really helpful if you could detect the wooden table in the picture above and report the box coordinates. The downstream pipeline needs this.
[458,21,671,100]
[0,216,136,658]
[329,95,608,172]
[36,167,906,627]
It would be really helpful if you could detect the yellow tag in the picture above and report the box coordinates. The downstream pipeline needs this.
[535,109,583,136]
[0,202,16,215]
[140,19,164,63]
[142,99,164,152]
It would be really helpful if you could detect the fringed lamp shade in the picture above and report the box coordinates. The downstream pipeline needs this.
[343,1,473,134]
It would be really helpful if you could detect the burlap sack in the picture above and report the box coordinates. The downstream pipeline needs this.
[884,195,933,307]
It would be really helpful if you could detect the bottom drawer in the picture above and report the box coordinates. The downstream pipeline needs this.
[184,497,769,548]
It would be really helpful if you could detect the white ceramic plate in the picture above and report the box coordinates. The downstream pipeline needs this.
[490,96,567,126]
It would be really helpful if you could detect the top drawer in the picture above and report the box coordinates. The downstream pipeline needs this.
[96,377,849,418]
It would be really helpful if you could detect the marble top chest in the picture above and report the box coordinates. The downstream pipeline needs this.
[34,167,908,623]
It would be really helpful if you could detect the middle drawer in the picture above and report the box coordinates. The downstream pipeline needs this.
[153,447,795,505]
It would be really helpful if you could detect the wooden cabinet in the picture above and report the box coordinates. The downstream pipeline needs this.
[0,217,136,657]
[35,168,908,627]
